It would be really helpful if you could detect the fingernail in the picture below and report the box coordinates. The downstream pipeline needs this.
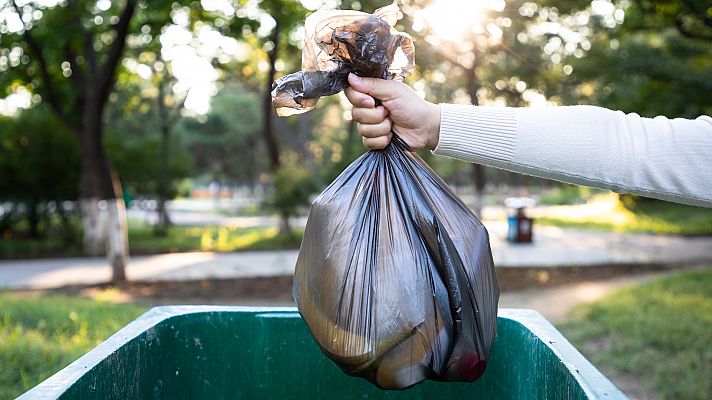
[349,73,362,84]
[364,97,375,107]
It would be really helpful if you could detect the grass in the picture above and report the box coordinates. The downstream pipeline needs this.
[127,225,303,253]
[1,224,303,259]
[538,184,603,205]
[0,293,146,399]
[559,269,712,400]
[535,193,712,235]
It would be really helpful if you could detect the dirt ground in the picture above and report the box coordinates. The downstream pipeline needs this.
[22,263,680,307]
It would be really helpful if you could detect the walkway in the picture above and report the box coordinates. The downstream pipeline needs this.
[2,221,711,290]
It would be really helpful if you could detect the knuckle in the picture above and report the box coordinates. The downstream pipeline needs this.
[351,108,362,121]
[357,123,368,136]
[362,137,377,149]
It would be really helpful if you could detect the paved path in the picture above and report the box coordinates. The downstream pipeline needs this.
[500,272,666,323]
[2,221,711,290]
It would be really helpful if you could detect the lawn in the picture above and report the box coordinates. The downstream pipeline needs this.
[559,269,712,400]
[0,293,146,399]
[0,224,303,259]
[127,225,303,254]
[535,193,712,235]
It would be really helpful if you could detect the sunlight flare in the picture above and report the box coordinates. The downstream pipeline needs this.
[414,0,505,43]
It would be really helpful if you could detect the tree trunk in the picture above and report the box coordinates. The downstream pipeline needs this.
[156,199,171,232]
[80,198,104,256]
[27,201,40,238]
[263,22,291,233]
[107,170,128,283]
[79,100,128,282]
[155,78,172,235]
[56,200,73,245]
[471,164,486,217]
[263,22,282,171]
[279,212,291,236]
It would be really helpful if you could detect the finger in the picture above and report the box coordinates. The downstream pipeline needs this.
[352,105,389,124]
[358,118,392,138]
[363,132,393,150]
[345,87,375,108]
[348,73,408,102]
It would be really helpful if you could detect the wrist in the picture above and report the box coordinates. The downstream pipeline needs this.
[425,102,441,150]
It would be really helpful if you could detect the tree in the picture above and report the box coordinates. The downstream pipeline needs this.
[0,0,148,281]
[0,1,226,281]
[107,50,190,234]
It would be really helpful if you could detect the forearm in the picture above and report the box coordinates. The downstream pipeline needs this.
[433,104,712,207]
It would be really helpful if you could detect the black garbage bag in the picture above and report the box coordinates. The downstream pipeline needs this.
[273,3,499,390]
[293,136,499,389]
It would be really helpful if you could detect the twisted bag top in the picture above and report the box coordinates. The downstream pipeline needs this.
[272,3,499,390]
[271,2,414,116]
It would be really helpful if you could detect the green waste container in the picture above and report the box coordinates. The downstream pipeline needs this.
[21,307,626,399]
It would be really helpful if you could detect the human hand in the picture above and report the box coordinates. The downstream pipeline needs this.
[345,73,440,150]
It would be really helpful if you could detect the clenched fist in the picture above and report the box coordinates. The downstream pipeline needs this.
[345,73,441,150]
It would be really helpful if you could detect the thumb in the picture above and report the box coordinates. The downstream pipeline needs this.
[348,73,407,102]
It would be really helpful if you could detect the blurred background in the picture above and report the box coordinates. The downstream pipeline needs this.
[1,0,711,399]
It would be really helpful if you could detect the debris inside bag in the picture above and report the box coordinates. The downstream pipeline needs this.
[271,2,414,116]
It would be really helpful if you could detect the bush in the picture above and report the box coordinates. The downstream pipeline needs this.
[0,108,80,239]
[267,161,318,232]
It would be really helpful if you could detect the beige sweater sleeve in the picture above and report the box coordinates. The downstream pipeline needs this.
[433,104,712,208]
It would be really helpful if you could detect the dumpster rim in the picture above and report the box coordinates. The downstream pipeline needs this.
[19,306,627,400]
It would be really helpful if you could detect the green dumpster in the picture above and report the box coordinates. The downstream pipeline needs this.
[21,306,626,399]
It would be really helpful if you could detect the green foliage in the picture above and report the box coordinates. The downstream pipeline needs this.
[267,160,318,223]
[104,130,191,199]
[225,0,311,86]
[618,193,662,211]
[560,269,712,400]
[565,0,712,117]
[0,293,145,399]
[538,184,602,205]
[0,108,79,203]
[180,84,265,185]
[0,107,80,239]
